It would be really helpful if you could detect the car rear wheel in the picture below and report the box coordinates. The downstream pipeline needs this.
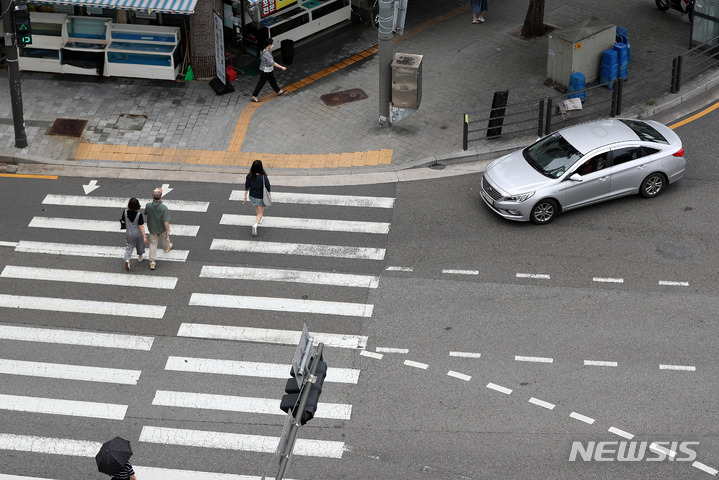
[640,173,666,198]
[530,199,558,224]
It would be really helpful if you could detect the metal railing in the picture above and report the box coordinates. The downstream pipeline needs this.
[672,33,719,93]
[462,97,544,150]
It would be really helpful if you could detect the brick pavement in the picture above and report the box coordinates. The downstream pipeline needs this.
[0,0,714,173]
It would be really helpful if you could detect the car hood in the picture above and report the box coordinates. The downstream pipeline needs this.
[485,149,552,194]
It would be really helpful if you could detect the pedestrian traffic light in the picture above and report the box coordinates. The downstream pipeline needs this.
[279,357,327,425]
[14,1,32,46]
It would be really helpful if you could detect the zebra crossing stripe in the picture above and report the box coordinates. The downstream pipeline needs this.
[229,190,395,208]
[0,433,100,456]
[1,265,177,290]
[0,359,141,385]
[177,323,367,349]
[15,241,188,262]
[189,293,373,317]
[0,294,165,319]
[220,214,390,234]
[0,325,154,350]
[139,426,345,458]
[152,390,352,420]
[28,217,200,237]
[210,239,385,261]
[0,394,127,420]
[42,194,210,212]
[133,466,283,480]
[165,356,360,384]
[0,474,55,479]
[200,265,379,288]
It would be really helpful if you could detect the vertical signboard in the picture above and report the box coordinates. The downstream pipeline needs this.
[213,10,226,85]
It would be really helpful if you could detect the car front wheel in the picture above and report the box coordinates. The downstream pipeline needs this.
[640,173,666,198]
[530,199,558,224]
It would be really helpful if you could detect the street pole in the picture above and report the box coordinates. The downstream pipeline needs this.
[1,0,28,148]
[377,0,393,125]
[276,343,325,480]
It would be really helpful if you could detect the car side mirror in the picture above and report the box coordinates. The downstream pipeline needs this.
[569,173,583,182]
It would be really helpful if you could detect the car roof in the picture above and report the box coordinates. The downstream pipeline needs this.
[559,119,639,154]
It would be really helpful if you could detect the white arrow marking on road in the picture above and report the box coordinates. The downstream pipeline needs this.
[161,183,173,195]
[82,179,99,194]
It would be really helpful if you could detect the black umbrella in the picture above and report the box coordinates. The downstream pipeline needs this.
[95,437,133,476]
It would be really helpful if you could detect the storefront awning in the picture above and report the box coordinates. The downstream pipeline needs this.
[31,0,198,14]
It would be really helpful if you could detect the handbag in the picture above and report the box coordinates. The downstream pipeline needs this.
[263,175,272,207]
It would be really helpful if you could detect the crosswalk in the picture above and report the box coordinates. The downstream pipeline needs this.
[0,185,394,478]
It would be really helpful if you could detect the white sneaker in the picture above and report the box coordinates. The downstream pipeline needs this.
[251,224,258,237]
[137,256,143,262]
[259,217,264,224]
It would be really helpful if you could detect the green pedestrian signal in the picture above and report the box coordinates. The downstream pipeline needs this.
[13,3,32,46]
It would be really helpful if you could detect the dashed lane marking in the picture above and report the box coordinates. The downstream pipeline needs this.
[376,347,409,354]
[447,371,471,381]
[210,238,386,261]
[658,280,689,287]
[660,364,696,371]
[404,360,429,370]
[0,359,141,385]
[592,277,624,283]
[0,434,99,456]
[584,360,618,367]
[515,355,553,364]
[29,217,200,237]
[385,266,413,272]
[692,461,719,475]
[441,269,479,275]
[569,412,596,425]
[360,351,383,359]
[516,273,551,279]
[608,426,634,440]
[486,383,512,395]
[449,351,481,358]
[229,190,395,208]
[528,397,555,410]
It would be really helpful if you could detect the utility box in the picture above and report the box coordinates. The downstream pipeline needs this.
[547,17,616,89]
[392,52,423,109]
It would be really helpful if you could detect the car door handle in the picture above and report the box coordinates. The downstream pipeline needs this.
[599,176,609,181]
[637,164,647,169]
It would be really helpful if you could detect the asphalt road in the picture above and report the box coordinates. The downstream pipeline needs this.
[1,105,719,479]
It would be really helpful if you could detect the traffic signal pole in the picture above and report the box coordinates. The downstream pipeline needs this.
[1,0,28,148]
[377,0,393,125]
[276,342,325,480]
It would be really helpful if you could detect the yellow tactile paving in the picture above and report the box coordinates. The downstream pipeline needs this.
[74,8,469,169]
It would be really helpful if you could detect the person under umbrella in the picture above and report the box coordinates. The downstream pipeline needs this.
[96,437,137,479]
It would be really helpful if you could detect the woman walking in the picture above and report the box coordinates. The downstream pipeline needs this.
[120,197,147,271]
[251,38,288,103]
[471,0,487,23]
[243,160,271,237]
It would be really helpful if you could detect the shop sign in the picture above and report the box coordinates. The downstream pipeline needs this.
[260,0,297,17]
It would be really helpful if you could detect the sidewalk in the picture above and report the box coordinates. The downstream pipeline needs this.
[0,0,715,176]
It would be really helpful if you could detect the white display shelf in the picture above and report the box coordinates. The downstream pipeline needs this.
[18,12,67,73]
[105,24,181,80]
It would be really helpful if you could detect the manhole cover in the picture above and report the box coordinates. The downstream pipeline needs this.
[114,114,147,131]
[321,88,368,106]
[48,119,87,137]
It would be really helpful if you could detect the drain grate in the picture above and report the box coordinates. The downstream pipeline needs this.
[48,119,87,137]
[320,88,368,106]
[114,114,147,131]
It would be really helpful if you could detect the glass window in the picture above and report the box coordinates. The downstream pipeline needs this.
[612,147,644,166]
[619,119,668,144]
[576,152,609,175]
[523,132,583,179]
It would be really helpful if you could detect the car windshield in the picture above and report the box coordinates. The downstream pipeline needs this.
[523,132,582,179]
[619,119,668,144]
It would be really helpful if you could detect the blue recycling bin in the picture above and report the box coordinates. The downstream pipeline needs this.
[616,26,631,63]
[613,43,629,79]
[568,72,586,102]
[600,49,618,90]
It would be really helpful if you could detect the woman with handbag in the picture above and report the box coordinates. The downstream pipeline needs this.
[243,159,272,237]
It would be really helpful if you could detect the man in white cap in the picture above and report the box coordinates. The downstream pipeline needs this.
[144,188,172,271]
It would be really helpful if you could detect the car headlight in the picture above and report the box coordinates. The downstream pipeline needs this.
[504,191,535,203]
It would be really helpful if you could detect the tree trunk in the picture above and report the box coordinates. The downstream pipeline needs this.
[521,0,546,38]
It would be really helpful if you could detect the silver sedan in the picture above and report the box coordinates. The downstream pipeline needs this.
[480,118,685,224]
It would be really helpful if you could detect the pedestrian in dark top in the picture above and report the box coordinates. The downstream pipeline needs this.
[243,159,271,237]
[471,0,487,23]
[144,188,172,271]
[111,461,137,480]
[251,38,287,103]
[120,197,147,271]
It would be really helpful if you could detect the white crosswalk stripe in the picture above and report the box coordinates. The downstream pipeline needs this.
[0,325,154,350]
[177,323,368,349]
[189,293,373,317]
[229,190,394,208]
[0,294,165,318]
[42,194,210,212]
[0,359,141,385]
[210,238,385,260]
[164,356,360,384]
[200,265,379,288]
[28,217,200,236]
[0,394,127,420]
[15,241,188,261]
[1,265,177,289]
[0,433,100,456]
[220,214,390,234]
[139,426,345,458]
[152,390,352,420]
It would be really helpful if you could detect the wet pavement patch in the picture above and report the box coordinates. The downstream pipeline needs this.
[48,118,87,137]
[321,88,368,106]
[114,114,147,131]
